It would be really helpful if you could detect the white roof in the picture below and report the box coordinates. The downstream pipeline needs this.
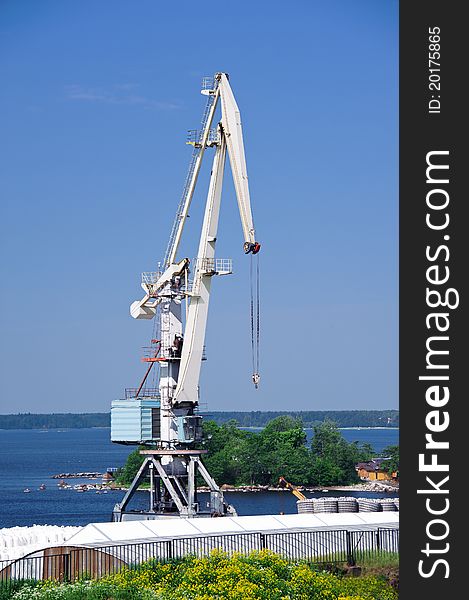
[65,512,398,547]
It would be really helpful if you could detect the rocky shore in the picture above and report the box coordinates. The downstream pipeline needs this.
[65,478,397,494]
[314,481,399,493]
[196,481,399,494]
[52,472,105,479]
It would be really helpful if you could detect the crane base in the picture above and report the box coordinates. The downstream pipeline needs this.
[112,449,236,522]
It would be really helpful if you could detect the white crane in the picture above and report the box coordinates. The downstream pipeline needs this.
[111,73,260,520]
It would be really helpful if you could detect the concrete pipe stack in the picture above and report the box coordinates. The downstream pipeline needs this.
[337,497,358,513]
[357,498,381,512]
[379,499,398,511]
[297,496,399,514]
[313,498,339,513]
[297,500,315,514]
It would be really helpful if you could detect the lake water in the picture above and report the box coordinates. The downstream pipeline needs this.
[0,427,398,529]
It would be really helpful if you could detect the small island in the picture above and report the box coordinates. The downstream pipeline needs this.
[114,417,399,491]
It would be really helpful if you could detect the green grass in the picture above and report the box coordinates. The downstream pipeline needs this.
[356,552,399,569]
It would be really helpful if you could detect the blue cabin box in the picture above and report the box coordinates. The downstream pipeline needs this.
[111,398,161,444]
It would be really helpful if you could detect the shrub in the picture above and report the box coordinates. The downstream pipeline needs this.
[9,580,157,600]
[0,580,38,600]
[7,551,398,600]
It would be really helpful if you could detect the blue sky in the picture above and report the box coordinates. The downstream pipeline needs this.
[0,0,398,414]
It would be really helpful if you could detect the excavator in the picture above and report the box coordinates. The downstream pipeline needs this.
[278,476,308,501]
[110,73,260,521]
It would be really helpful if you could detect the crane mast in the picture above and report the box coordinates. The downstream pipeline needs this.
[110,73,260,520]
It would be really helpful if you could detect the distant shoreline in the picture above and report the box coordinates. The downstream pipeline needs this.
[0,410,399,430]
[339,427,399,430]
[240,426,399,431]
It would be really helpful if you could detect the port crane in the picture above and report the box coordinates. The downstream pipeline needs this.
[111,73,260,521]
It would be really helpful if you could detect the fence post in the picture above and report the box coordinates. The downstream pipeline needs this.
[259,533,266,550]
[376,529,381,553]
[346,530,355,566]
[62,553,70,583]
[167,539,173,560]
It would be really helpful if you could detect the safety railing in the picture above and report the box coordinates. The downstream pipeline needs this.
[124,388,160,400]
[0,527,398,590]
[201,76,216,92]
[141,272,163,285]
[186,128,219,147]
[194,258,232,275]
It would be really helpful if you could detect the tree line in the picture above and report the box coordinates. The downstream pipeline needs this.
[0,410,398,430]
[0,412,110,429]
[116,417,399,488]
[208,410,399,428]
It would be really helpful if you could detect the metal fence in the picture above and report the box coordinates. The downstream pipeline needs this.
[0,527,398,592]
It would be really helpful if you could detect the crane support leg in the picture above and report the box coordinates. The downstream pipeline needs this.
[112,449,236,522]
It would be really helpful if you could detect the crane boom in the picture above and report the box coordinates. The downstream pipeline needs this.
[173,73,259,404]
[130,73,259,323]
[173,130,227,405]
[219,74,257,248]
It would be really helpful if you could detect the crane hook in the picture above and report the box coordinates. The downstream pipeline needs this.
[252,372,260,389]
[244,241,261,254]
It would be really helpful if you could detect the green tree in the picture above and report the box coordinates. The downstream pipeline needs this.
[202,416,315,486]
[200,420,253,485]
[262,415,305,435]
[380,445,399,476]
[257,416,313,485]
[310,457,344,486]
[115,446,146,485]
[310,420,372,485]
[115,417,378,489]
